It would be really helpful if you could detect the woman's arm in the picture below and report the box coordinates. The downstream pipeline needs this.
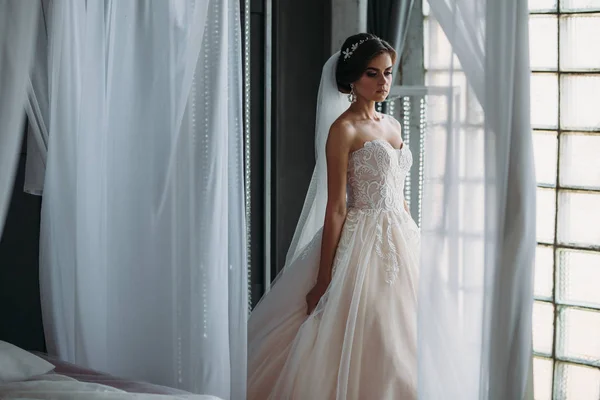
[306,121,354,314]
[316,123,353,284]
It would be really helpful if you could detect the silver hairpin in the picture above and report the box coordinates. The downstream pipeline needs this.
[342,37,374,61]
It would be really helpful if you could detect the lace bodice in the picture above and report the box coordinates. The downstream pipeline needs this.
[347,139,412,212]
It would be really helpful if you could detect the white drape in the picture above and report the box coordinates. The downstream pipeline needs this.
[38,1,246,399]
[0,1,38,236]
[420,0,535,399]
[24,0,52,197]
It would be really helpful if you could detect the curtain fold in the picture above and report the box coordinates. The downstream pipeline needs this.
[484,1,535,397]
[0,0,39,236]
[367,0,415,77]
[24,0,52,196]
[39,1,246,398]
[419,0,535,399]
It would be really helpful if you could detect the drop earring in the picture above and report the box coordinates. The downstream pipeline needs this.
[348,84,357,103]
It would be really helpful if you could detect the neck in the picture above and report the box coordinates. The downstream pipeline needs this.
[348,97,380,120]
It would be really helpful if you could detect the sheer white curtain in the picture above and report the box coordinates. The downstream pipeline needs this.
[0,1,38,235]
[24,0,52,197]
[38,1,246,399]
[419,0,535,399]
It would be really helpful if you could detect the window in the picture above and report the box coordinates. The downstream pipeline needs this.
[530,1,600,399]
[422,1,600,398]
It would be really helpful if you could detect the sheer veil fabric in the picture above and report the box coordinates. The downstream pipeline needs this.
[248,52,346,351]
[248,52,347,335]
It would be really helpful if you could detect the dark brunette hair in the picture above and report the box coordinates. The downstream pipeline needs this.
[335,33,396,94]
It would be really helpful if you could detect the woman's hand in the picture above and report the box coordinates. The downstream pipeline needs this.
[306,281,329,315]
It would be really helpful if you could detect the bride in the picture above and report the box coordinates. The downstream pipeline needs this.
[248,33,420,400]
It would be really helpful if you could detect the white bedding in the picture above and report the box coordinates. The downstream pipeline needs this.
[0,374,224,400]
[0,341,54,383]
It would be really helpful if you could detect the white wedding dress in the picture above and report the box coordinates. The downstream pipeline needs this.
[248,138,420,400]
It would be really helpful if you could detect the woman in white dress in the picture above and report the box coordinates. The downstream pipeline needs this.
[248,33,420,400]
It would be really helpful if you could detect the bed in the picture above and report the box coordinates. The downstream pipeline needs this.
[0,341,224,400]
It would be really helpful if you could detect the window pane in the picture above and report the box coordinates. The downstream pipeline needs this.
[560,15,600,71]
[533,131,558,186]
[459,183,485,234]
[557,191,600,246]
[423,126,447,179]
[533,357,554,400]
[560,0,600,12]
[529,15,558,71]
[534,301,555,355]
[530,0,558,11]
[535,246,554,299]
[424,19,461,70]
[537,188,556,244]
[557,307,600,366]
[531,73,558,129]
[559,132,600,189]
[557,249,600,308]
[459,128,485,179]
[425,71,468,123]
[554,362,600,400]
[560,74,600,130]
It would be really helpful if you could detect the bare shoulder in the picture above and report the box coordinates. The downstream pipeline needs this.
[386,114,403,133]
[326,115,357,153]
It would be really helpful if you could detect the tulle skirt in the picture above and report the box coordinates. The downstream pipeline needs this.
[248,207,420,400]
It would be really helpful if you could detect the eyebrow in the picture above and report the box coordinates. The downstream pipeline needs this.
[366,66,393,71]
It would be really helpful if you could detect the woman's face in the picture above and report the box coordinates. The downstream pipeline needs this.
[353,52,393,103]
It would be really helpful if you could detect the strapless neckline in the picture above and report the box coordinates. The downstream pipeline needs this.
[350,138,405,158]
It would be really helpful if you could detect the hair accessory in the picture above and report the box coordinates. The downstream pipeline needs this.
[342,37,375,61]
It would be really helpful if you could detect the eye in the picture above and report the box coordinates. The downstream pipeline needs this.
[366,72,377,77]
[385,72,392,76]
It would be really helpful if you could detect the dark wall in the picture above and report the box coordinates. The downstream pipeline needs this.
[248,0,266,307]
[248,0,331,303]
[272,0,331,276]
[0,123,45,352]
